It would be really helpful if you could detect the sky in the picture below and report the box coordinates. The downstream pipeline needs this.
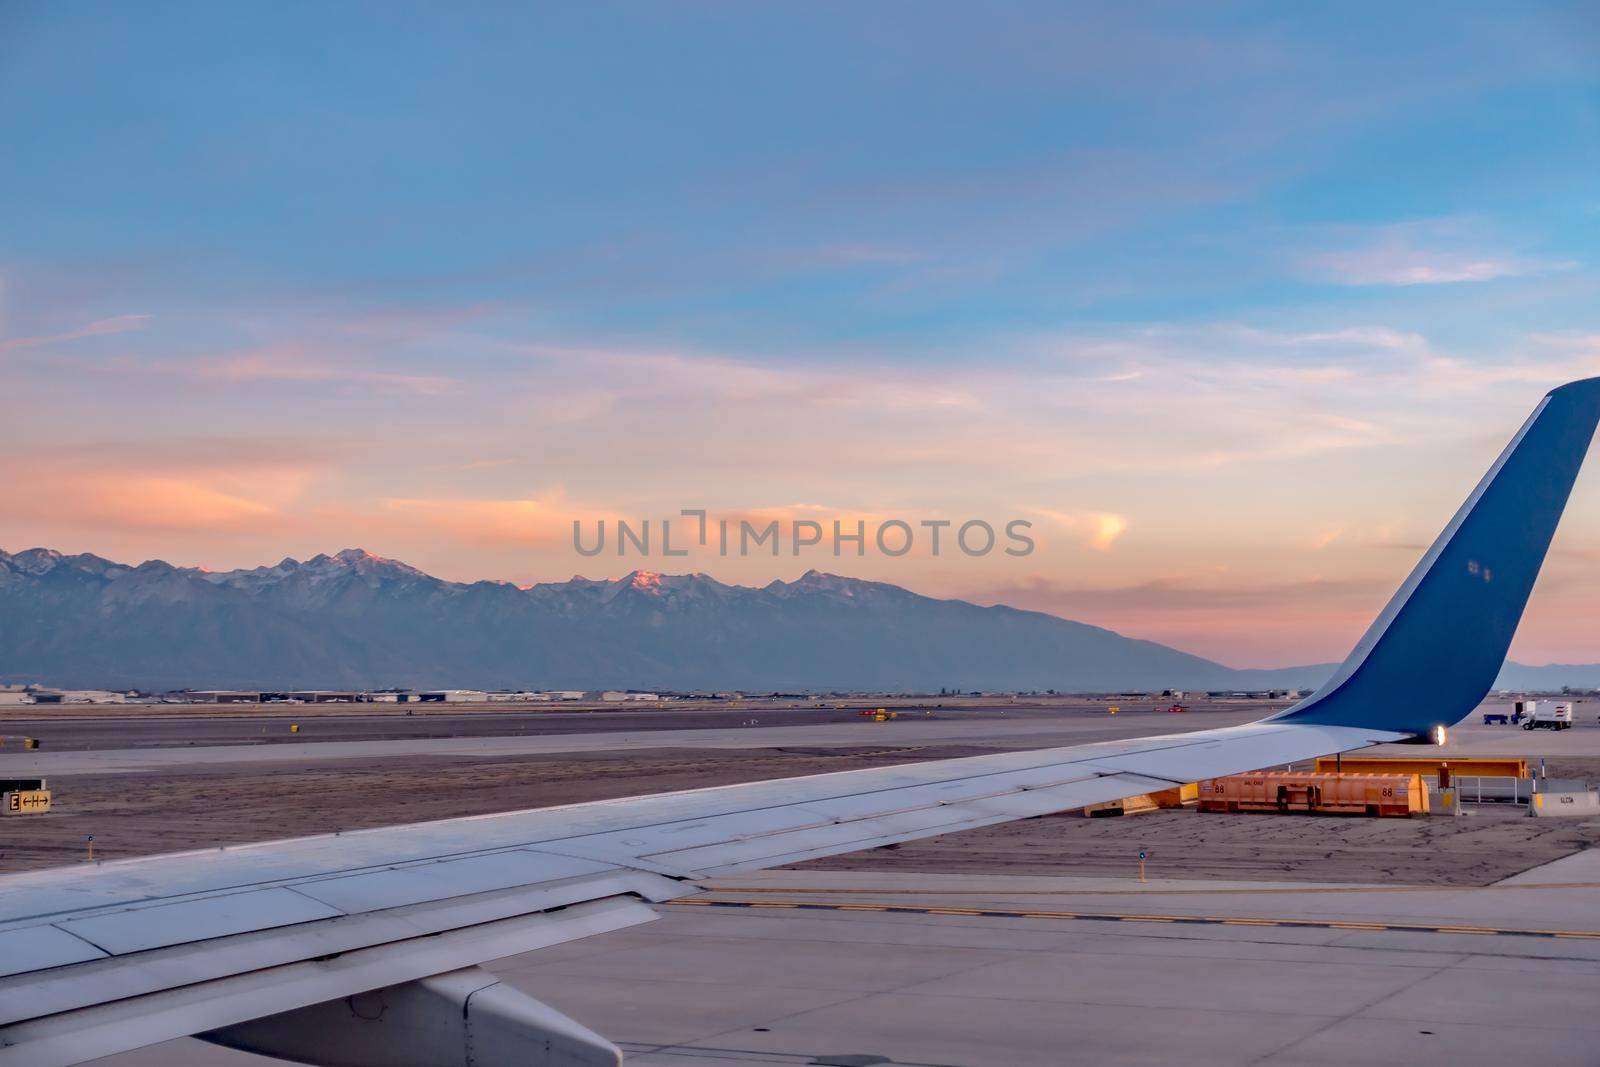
[2,2,1599,668]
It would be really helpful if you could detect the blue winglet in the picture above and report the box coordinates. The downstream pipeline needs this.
[1272,377,1600,737]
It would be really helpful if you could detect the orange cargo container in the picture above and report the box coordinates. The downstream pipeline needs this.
[1196,772,1428,817]
[1312,756,1528,780]
[1083,782,1199,817]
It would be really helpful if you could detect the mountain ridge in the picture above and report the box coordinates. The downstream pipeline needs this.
[0,547,1592,693]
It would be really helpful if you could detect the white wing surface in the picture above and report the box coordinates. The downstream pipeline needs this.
[0,721,1400,1066]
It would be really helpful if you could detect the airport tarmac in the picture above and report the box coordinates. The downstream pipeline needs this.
[0,704,1271,775]
[4,697,1591,773]
[17,701,1600,1065]
[0,706,876,748]
[1368,711,1600,759]
[94,857,1600,1066]
[7,706,1600,876]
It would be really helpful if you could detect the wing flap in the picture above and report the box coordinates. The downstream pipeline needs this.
[289,849,618,914]
[0,868,685,1028]
[1085,723,1406,783]
[56,886,342,956]
[0,927,106,980]
[647,771,1180,876]
[0,897,658,1067]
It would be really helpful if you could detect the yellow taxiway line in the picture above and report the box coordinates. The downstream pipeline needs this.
[668,897,1600,940]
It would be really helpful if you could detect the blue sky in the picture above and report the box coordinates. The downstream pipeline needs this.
[2,2,1599,665]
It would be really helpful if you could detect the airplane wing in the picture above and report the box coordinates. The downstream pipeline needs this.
[2,377,1596,1067]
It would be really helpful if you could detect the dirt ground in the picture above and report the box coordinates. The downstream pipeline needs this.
[804,806,1600,886]
[0,744,979,872]
[6,745,1600,885]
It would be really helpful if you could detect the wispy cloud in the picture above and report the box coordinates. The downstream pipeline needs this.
[1302,220,1577,287]
[196,351,457,395]
[773,243,923,269]
[1028,509,1130,552]
[520,342,986,413]
[1314,250,1562,286]
[55,477,280,530]
[4,463,302,533]
[378,492,603,549]
[963,572,1392,666]
[0,314,149,352]
[0,436,339,541]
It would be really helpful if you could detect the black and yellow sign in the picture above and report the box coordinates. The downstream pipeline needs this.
[2,790,51,815]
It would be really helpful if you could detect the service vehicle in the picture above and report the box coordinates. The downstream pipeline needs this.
[1523,702,1573,730]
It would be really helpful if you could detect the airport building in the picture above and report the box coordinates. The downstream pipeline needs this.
[185,691,261,704]
[58,690,127,704]
[0,687,131,704]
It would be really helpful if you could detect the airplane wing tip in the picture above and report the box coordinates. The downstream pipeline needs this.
[1549,375,1600,396]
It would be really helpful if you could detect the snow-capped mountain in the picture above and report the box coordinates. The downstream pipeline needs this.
[0,547,1586,692]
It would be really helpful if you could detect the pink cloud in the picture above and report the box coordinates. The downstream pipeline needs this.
[1301,220,1576,287]
[1028,508,1130,551]
[7,471,283,533]
[0,438,332,540]
[0,314,149,352]
[963,572,1393,667]
[376,492,609,549]
[195,350,457,394]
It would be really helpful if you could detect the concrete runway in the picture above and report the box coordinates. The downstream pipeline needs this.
[0,707,1268,776]
[0,707,884,749]
[11,701,1600,778]
[95,855,1600,1066]
[1369,706,1600,759]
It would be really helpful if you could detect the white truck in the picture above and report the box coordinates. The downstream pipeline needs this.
[1522,701,1574,730]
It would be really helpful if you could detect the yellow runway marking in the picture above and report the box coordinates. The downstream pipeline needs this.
[670,897,1600,941]
[699,881,1600,897]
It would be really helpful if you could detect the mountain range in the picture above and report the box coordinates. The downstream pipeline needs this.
[0,547,1594,693]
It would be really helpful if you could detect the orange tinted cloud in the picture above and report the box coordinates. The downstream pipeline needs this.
[378,493,607,549]
[195,350,457,395]
[0,439,326,540]
[13,472,280,532]
[965,572,1391,667]
[1029,508,1130,551]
